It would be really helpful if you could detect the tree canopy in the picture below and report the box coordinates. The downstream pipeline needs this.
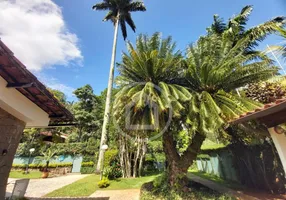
[92,0,146,40]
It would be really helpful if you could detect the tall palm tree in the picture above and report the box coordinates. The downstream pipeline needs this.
[114,31,278,190]
[92,0,146,171]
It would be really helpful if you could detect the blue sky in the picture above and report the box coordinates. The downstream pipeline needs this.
[1,0,285,101]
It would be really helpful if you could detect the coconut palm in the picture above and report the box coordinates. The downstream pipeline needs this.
[113,31,278,190]
[92,0,146,171]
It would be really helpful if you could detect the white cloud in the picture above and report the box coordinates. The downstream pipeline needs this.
[37,73,76,100]
[0,0,83,71]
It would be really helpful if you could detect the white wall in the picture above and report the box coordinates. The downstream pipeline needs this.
[0,76,50,127]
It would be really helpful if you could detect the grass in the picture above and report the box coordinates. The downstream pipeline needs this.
[45,174,158,197]
[188,170,243,189]
[200,139,226,150]
[9,171,42,179]
[106,175,158,190]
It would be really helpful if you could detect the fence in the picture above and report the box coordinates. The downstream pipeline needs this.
[196,143,286,193]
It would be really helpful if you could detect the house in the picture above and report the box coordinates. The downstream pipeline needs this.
[0,39,74,199]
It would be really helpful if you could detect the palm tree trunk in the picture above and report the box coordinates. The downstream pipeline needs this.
[96,16,120,172]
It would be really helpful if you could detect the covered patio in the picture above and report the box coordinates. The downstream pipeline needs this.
[0,39,73,199]
[232,99,286,175]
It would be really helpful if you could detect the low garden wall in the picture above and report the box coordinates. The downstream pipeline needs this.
[12,155,83,174]
[196,143,286,193]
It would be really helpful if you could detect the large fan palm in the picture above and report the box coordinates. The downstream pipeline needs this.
[92,0,146,172]
[114,32,278,189]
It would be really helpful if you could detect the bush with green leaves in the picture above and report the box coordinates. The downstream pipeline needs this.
[97,177,110,188]
[103,149,118,167]
[103,164,122,180]
[80,167,95,174]
[81,161,94,167]
[12,162,72,169]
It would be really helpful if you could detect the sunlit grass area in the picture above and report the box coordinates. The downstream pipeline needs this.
[9,171,42,179]
[45,174,158,197]
[188,170,243,189]
[200,139,226,150]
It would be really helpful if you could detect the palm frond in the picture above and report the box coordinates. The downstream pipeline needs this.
[92,2,110,10]
[127,1,147,12]
[125,13,136,32]
[120,18,127,40]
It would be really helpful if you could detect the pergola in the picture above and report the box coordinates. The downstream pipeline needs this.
[0,39,74,199]
[232,99,286,175]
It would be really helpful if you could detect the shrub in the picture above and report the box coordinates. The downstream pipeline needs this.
[103,165,122,180]
[153,173,167,189]
[81,161,94,167]
[83,155,97,163]
[98,177,110,188]
[12,162,72,169]
[104,149,118,167]
[80,166,95,174]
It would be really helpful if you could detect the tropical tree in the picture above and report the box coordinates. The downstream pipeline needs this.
[208,5,285,48]
[273,27,286,60]
[39,149,58,172]
[72,85,101,142]
[92,0,146,171]
[113,30,278,191]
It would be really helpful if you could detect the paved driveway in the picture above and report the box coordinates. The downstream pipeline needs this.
[90,189,140,200]
[6,174,87,197]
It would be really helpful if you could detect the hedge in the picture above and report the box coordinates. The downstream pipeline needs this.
[12,162,73,169]
[80,167,95,174]
[81,161,94,167]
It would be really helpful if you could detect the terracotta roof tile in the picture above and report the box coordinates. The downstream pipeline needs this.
[0,39,73,123]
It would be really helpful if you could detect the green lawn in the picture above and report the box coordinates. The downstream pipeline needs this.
[106,175,158,190]
[200,139,226,150]
[188,170,243,189]
[9,171,42,179]
[45,174,158,197]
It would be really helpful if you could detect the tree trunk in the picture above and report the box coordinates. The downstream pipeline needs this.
[96,15,120,172]
[45,160,50,171]
[138,141,147,177]
[163,131,205,190]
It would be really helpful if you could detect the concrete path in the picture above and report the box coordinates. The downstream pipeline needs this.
[90,189,140,200]
[188,173,286,200]
[6,174,88,198]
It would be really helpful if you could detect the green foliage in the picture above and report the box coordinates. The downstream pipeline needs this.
[81,161,94,167]
[97,177,110,188]
[82,155,97,163]
[141,176,234,200]
[48,89,67,105]
[72,85,102,142]
[153,173,168,189]
[103,165,122,180]
[104,149,118,167]
[197,154,211,159]
[92,0,146,40]
[80,167,95,174]
[12,162,72,169]
[197,143,286,193]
